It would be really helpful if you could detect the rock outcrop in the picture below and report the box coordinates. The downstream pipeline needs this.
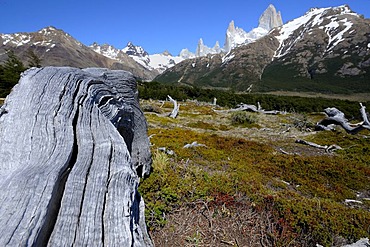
[0,67,152,246]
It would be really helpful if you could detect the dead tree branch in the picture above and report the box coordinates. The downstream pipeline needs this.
[316,103,370,134]
[295,139,342,153]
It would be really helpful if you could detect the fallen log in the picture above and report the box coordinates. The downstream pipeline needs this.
[295,139,342,153]
[316,103,370,134]
[0,67,152,246]
[214,102,282,115]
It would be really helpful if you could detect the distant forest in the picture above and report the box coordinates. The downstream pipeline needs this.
[139,81,370,120]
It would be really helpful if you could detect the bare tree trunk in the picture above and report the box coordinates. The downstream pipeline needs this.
[168,95,179,118]
[0,67,152,246]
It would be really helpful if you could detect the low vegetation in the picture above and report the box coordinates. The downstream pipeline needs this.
[139,88,370,246]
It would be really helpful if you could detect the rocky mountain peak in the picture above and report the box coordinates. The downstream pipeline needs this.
[123,42,149,57]
[258,4,283,30]
[38,26,59,35]
[162,50,172,56]
[227,20,236,33]
[196,38,221,57]
[223,5,283,53]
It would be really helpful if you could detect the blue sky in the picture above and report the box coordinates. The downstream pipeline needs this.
[0,0,369,55]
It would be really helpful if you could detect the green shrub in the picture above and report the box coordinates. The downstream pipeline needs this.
[231,111,257,127]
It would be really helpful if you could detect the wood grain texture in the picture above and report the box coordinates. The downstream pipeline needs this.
[0,67,152,246]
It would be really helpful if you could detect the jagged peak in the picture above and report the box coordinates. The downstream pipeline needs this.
[162,50,172,56]
[214,41,220,49]
[126,41,135,47]
[38,26,65,35]
[267,4,277,11]
[258,4,283,31]
[227,20,236,33]
[123,42,148,57]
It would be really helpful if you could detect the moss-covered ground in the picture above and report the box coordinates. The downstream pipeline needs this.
[139,99,370,247]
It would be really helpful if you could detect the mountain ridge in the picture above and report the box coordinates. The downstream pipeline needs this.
[1,5,369,94]
[155,5,370,94]
[91,4,283,72]
[0,26,157,81]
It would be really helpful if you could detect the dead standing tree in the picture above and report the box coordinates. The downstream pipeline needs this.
[167,95,179,118]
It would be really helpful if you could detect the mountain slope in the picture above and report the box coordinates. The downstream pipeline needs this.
[156,5,370,94]
[91,42,186,76]
[0,27,155,80]
[261,5,370,93]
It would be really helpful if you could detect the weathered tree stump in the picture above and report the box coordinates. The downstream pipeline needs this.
[0,67,152,246]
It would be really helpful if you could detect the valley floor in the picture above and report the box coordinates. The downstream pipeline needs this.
[139,99,370,247]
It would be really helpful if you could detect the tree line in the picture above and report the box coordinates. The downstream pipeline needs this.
[0,49,41,97]
[139,81,370,120]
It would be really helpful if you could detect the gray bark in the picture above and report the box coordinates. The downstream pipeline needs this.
[295,139,342,153]
[316,103,370,134]
[167,95,179,118]
[214,102,282,115]
[0,67,152,246]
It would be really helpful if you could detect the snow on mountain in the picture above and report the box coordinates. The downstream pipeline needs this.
[148,53,184,73]
[90,4,283,74]
[274,5,359,58]
[122,42,149,57]
[195,4,283,56]
[196,39,221,57]
[224,4,283,53]
[223,20,250,53]
[1,33,31,46]
[90,42,187,74]
[90,42,121,60]
[179,48,195,59]
[1,26,85,55]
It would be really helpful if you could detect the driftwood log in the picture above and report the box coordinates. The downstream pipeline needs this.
[0,67,152,246]
[316,103,370,134]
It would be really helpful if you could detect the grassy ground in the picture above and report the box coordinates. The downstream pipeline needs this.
[139,99,370,247]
